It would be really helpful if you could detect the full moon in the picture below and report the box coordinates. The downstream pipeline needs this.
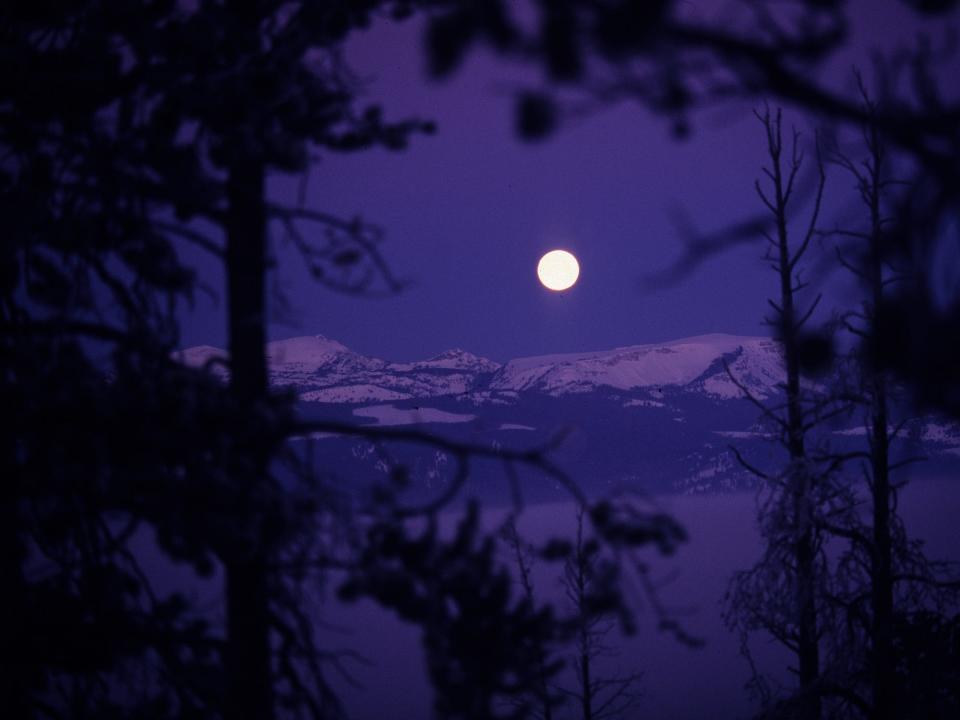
[537,249,580,291]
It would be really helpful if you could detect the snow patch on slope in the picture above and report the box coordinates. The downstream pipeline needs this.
[698,338,785,400]
[402,349,500,373]
[922,422,960,444]
[624,399,666,408]
[353,405,476,426]
[301,385,412,403]
[267,335,350,366]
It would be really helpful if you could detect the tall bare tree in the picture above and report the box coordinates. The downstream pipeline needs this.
[833,91,899,720]
[723,107,841,720]
[822,86,960,720]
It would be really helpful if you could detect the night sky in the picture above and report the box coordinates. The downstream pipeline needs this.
[177,1,945,363]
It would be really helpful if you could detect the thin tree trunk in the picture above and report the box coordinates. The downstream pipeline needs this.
[865,122,894,720]
[771,127,821,720]
[1,432,26,718]
[507,522,553,720]
[573,512,594,720]
[580,641,593,720]
[224,153,272,720]
[538,656,554,720]
[869,375,893,720]
[578,563,593,720]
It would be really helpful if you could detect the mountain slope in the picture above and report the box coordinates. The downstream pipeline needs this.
[178,334,960,496]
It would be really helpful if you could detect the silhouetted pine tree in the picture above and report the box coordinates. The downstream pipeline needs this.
[499,508,644,720]
[2,1,230,714]
[339,503,561,720]
[559,506,642,720]
[3,2,433,717]
[500,518,562,720]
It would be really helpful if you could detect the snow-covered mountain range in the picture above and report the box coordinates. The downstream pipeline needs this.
[178,333,785,402]
[177,334,960,496]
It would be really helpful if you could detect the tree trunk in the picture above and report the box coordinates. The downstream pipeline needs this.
[224,153,272,720]
[580,643,593,720]
[1,431,26,718]
[773,136,821,720]
[869,377,893,720]
[866,130,894,720]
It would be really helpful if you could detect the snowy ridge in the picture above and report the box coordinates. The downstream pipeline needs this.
[401,349,501,374]
[267,334,350,365]
[177,333,785,402]
[353,405,476,426]
[178,335,502,404]
[489,334,783,398]
[695,338,785,399]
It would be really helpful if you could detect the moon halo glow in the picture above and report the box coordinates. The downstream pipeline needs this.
[537,249,580,291]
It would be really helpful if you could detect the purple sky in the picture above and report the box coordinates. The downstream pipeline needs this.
[177,3,950,363]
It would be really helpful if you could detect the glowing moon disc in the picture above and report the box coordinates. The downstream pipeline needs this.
[537,249,580,291]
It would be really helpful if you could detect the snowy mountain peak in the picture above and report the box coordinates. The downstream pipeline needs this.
[432,348,478,361]
[412,348,501,373]
[266,335,351,366]
[173,345,229,375]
